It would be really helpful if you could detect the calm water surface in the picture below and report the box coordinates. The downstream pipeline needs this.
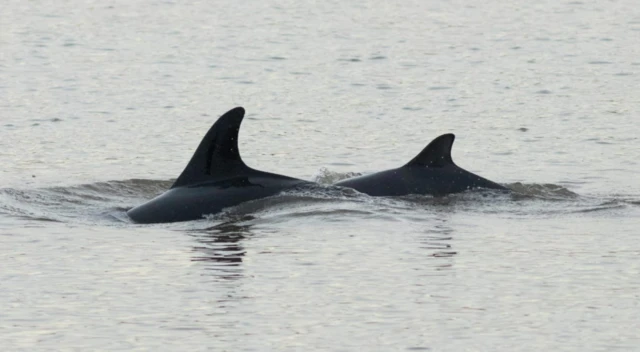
[1,1,639,351]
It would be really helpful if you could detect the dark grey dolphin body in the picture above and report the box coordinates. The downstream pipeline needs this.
[335,134,507,196]
[127,107,309,224]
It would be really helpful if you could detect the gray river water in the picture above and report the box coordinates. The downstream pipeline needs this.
[1,0,639,351]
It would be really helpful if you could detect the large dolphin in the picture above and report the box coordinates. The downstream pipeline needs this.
[335,134,508,196]
[127,107,309,224]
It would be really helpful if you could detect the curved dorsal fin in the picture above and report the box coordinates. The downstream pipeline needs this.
[172,107,248,188]
[404,133,456,168]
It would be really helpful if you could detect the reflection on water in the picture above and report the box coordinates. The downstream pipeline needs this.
[189,216,255,280]
[419,223,457,260]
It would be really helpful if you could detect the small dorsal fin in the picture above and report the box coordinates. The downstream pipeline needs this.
[172,107,248,188]
[404,133,456,168]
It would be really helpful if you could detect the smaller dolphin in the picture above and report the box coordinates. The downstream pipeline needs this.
[127,107,309,224]
[335,134,507,196]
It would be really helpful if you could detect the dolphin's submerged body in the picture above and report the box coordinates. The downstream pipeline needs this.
[127,107,309,224]
[335,134,507,196]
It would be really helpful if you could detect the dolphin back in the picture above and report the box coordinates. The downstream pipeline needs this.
[127,107,307,224]
[336,133,507,196]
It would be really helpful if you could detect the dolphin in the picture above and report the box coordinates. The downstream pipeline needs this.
[334,134,508,196]
[127,107,310,224]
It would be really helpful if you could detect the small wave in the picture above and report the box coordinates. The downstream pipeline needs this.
[215,185,373,222]
[0,179,173,224]
[0,177,635,226]
[568,196,640,214]
[62,178,174,198]
[571,200,627,214]
[312,167,362,185]
[506,182,579,200]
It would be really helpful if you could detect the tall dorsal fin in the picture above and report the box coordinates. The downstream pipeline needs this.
[404,133,456,168]
[172,107,248,188]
